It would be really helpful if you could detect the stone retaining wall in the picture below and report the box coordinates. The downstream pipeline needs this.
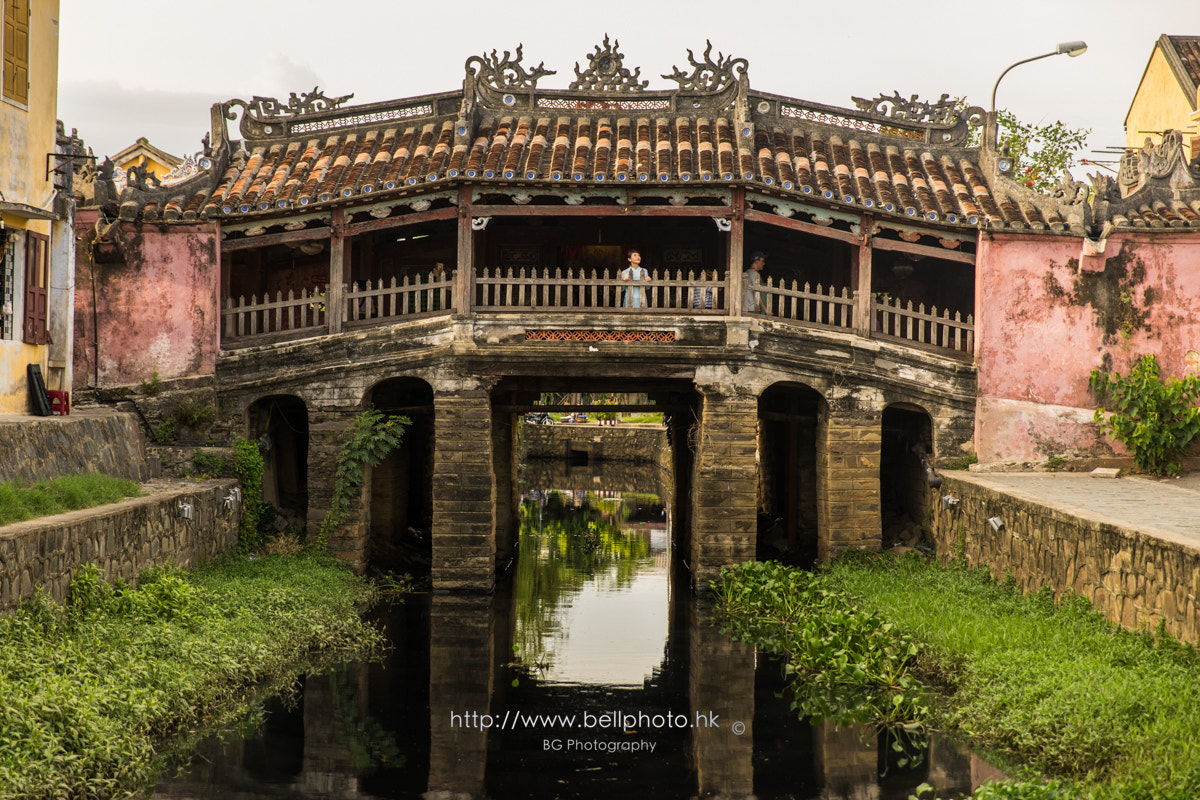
[0,480,241,612]
[929,474,1200,643]
[521,424,667,463]
[0,408,147,484]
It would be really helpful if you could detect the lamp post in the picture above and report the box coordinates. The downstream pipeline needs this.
[986,41,1087,150]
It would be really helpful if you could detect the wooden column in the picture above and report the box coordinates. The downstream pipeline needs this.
[728,187,745,318]
[327,207,348,335]
[456,184,474,313]
[855,213,873,338]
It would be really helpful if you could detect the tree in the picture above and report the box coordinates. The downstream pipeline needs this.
[961,101,1090,195]
[993,110,1090,195]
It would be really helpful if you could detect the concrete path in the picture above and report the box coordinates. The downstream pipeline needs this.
[954,471,1200,550]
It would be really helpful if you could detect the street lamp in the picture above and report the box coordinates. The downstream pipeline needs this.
[990,41,1088,112]
[986,41,1087,155]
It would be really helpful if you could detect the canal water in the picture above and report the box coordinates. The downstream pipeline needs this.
[153,470,1000,799]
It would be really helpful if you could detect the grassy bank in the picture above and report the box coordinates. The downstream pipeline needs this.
[0,473,142,526]
[717,555,1200,800]
[0,550,386,800]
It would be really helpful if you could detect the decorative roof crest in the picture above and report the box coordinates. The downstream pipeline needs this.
[465,45,556,91]
[570,35,647,92]
[662,40,747,93]
[851,91,981,127]
[1138,130,1186,180]
[229,86,355,121]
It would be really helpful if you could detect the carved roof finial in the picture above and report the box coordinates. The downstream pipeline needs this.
[465,44,555,91]
[662,41,747,93]
[570,35,647,92]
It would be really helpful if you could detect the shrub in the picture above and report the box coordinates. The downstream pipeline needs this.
[1090,354,1200,475]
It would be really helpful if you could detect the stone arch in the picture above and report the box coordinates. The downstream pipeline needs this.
[758,381,828,567]
[880,403,937,549]
[245,394,310,529]
[365,376,435,575]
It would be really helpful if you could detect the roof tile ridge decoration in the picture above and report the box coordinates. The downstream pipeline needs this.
[279,138,322,206]
[1162,35,1200,107]
[593,117,613,180]
[615,118,633,181]
[574,118,594,181]
[502,117,532,179]
[828,136,857,205]
[239,143,285,212]
[99,136,226,221]
[921,152,960,222]
[677,118,694,181]
[847,139,880,209]
[939,155,980,223]
[402,124,438,185]
[295,136,342,207]
[696,119,715,181]
[380,127,418,188]
[522,118,549,179]
[222,87,355,141]
[986,163,1090,232]
[771,129,795,190]
[257,140,303,209]
[421,121,456,183]
[570,35,647,93]
[464,120,493,178]
[865,142,898,212]
[654,118,672,181]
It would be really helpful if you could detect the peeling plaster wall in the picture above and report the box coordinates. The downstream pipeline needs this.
[74,210,220,389]
[976,232,1200,462]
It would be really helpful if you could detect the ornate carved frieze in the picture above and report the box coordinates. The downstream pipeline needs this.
[237,87,354,120]
[1138,130,1185,180]
[569,36,647,92]
[465,45,556,92]
[1050,170,1089,206]
[662,41,747,93]
[851,92,961,125]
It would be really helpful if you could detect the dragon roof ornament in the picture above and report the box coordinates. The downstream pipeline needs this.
[851,91,983,128]
[465,45,556,91]
[223,87,355,139]
[662,40,747,93]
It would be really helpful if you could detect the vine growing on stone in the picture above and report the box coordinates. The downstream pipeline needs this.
[319,409,412,547]
[1090,354,1200,475]
[232,437,266,549]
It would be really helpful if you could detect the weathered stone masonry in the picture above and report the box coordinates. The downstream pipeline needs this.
[929,474,1200,644]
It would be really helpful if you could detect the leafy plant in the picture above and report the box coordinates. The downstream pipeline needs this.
[319,409,411,547]
[190,450,229,478]
[154,419,176,443]
[232,437,267,550]
[139,371,161,397]
[993,110,1090,195]
[713,560,930,731]
[943,451,978,470]
[1090,354,1200,475]
[1045,455,1066,472]
[171,398,215,430]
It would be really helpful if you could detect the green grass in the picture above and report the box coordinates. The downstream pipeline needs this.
[822,554,1200,799]
[0,473,143,527]
[619,412,664,424]
[0,551,385,800]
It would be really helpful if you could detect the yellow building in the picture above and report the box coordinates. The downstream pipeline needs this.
[1124,34,1200,162]
[0,0,74,414]
[110,136,182,181]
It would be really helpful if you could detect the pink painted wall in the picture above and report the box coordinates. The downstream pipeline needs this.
[975,231,1200,461]
[74,210,220,389]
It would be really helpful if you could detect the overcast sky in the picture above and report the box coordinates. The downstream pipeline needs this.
[57,0,1200,178]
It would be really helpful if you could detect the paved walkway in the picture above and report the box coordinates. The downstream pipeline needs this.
[953,471,1200,550]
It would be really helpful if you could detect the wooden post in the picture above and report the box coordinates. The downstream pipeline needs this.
[729,187,745,318]
[328,207,347,335]
[456,184,474,313]
[855,213,873,339]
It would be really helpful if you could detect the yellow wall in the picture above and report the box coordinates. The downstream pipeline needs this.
[115,153,175,180]
[1125,47,1197,155]
[0,0,60,414]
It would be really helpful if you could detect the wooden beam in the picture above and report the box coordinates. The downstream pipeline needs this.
[744,208,860,246]
[456,185,473,313]
[470,204,732,218]
[729,187,745,318]
[344,205,458,237]
[327,208,345,335]
[855,213,873,339]
[221,226,330,252]
[872,235,976,264]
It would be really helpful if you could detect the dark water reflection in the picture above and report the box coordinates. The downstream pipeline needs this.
[153,481,1000,800]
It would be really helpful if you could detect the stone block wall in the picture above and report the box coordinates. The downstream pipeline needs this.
[817,413,882,560]
[0,408,147,484]
[0,480,240,612]
[691,392,757,587]
[432,389,495,591]
[929,474,1200,643]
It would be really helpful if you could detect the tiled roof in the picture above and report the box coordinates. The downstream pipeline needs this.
[1165,35,1200,106]
[99,40,1197,236]
[192,114,1015,228]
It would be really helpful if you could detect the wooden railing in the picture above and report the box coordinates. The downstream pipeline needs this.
[345,274,455,324]
[871,295,974,354]
[220,270,974,360]
[222,288,327,339]
[756,279,854,331]
[475,267,727,313]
